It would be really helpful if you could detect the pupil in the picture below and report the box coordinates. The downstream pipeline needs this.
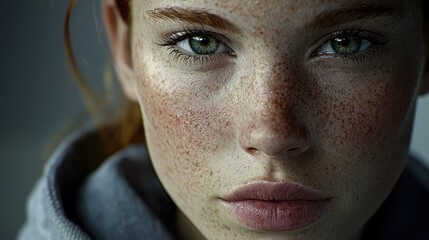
[336,37,350,46]
[190,35,219,54]
[196,36,210,46]
[332,36,361,54]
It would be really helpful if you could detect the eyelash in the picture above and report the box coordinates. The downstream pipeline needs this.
[156,27,388,66]
[157,29,233,66]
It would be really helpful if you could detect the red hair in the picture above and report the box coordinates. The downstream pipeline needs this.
[64,0,144,165]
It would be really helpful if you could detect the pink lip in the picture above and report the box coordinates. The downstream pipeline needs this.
[220,181,332,231]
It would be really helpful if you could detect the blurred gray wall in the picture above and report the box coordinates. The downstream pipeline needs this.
[411,98,429,164]
[0,1,109,238]
[0,0,428,239]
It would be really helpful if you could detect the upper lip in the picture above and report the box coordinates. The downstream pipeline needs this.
[221,181,331,202]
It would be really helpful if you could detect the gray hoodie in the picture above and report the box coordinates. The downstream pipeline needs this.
[18,128,176,240]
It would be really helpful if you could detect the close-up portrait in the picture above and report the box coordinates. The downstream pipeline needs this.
[1,0,429,239]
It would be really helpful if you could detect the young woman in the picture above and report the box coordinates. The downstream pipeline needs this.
[19,0,429,239]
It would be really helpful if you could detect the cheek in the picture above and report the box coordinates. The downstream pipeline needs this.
[301,60,421,235]
[133,63,233,208]
[321,40,423,157]
[320,70,416,152]
[314,64,419,208]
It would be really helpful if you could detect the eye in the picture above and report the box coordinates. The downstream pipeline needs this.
[157,30,235,66]
[317,34,372,55]
[312,28,390,60]
[177,34,229,55]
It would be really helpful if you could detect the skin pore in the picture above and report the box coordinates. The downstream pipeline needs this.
[103,0,429,239]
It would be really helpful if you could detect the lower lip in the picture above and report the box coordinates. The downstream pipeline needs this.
[223,199,330,231]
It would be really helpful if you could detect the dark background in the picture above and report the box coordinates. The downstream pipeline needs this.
[0,0,428,239]
[0,1,111,239]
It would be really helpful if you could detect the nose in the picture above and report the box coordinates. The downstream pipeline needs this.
[239,111,311,157]
[238,61,311,157]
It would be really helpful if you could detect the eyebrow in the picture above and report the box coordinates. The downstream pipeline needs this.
[303,2,404,32]
[146,7,240,33]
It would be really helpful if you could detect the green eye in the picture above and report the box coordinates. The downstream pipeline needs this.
[316,32,373,57]
[331,35,365,54]
[177,34,228,55]
[189,35,220,55]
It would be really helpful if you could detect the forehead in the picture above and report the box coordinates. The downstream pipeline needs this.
[139,0,412,35]
[139,0,407,19]
[137,1,418,46]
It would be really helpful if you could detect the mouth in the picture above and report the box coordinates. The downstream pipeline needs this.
[219,181,332,231]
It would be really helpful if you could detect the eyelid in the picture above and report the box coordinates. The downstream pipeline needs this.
[157,29,234,51]
[176,38,229,55]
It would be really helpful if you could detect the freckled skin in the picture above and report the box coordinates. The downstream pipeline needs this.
[123,0,426,239]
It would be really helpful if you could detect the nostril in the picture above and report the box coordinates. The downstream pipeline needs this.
[246,147,258,155]
[274,143,309,156]
[288,139,311,154]
[288,147,300,152]
[244,142,309,156]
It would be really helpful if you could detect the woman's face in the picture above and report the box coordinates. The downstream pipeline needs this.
[122,0,426,239]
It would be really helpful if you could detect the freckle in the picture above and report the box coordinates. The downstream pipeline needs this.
[222,224,231,230]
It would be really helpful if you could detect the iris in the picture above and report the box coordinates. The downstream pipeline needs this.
[189,35,220,55]
[331,35,363,54]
